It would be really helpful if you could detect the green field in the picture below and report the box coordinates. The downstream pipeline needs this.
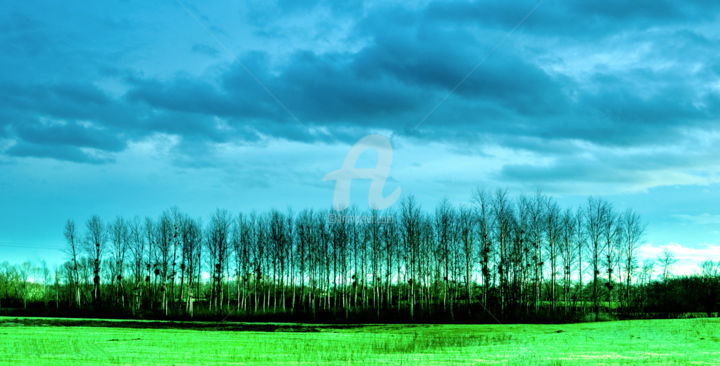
[1,317,718,365]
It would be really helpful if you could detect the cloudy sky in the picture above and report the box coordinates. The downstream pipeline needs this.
[2,0,720,274]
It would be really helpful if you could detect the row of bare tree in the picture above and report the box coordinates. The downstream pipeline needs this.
[50,189,662,321]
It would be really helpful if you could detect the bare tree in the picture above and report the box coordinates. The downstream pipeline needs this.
[254,214,269,312]
[169,208,182,309]
[559,209,576,313]
[660,249,676,282]
[621,209,644,310]
[296,210,314,313]
[367,209,383,317]
[458,206,474,316]
[64,219,81,308]
[383,209,399,314]
[545,199,561,313]
[127,217,145,313]
[574,209,586,310]
[585,198,609,321]
[206,209,231,313]
[155,212,173,314]
[40,260,50,307]
[269,210,289,312]
[286,211,297,313]
[602,207,619,312]
[514,197,530,313]
[84,215,106,308]
[434,199,454,314]
[492,189,512,316]
[110,217,129,308]
[144,217,159,310]
[400,196,421,320]
[181,217,202,316]
[230,214,245,312]
[18,261,32,309]
[701,260,718,278]
[527,191,546,313]
[472,189,492,309]
[638,260,654,311]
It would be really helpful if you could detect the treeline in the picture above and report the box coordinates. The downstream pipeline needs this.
[1,190,719,322]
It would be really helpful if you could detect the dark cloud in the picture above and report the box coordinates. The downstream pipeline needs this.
[265,50,428,123]
[13,121,125,152]
[126,76,242,119]
[424,0,720,38]
[0,82,119,124]
[5,142,114,164]
[1,0,720,179]
[121,0,719,152]
[352,25,569,114]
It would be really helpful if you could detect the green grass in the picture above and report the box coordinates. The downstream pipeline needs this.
[1,317,719,365]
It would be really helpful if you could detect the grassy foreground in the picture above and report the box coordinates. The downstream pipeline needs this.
[0,317,718,365]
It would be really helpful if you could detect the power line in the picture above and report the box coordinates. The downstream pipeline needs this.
[0,243,64,251]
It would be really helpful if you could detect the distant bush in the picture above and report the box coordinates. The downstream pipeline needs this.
[580,312,617,322]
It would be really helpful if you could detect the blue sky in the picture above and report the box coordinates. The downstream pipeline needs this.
[2,0,720,273]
